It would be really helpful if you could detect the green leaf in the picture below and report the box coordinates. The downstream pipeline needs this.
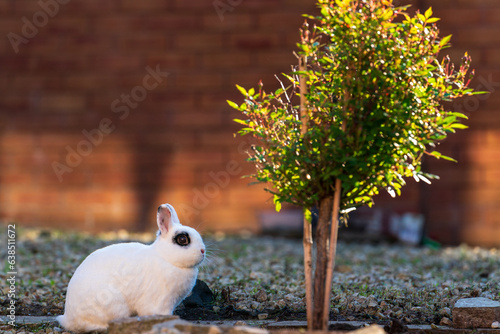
[439,34,452,47]
[236,84,248,96]
[304,208,312,223]
[424,7,433,19]
[381,9,394,21]
[274,195,282,212]
[321,6,329,18]
[233,118,247,125]
[447,112,468,119]
[429,151,457,162]
[227,100,240,110]
[426,17,440,23]
[449,123,468,129]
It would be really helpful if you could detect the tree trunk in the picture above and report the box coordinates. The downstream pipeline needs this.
[302,213,313,331]
[323,178,342,326]
[312,195,334,330]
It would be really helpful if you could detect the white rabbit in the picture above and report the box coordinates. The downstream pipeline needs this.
[57,203,205,333]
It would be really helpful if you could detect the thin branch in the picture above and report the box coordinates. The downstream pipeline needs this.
[321,73,349,327]
[298,54,314,331]
[274,74,291,104]
[299,55,309,135]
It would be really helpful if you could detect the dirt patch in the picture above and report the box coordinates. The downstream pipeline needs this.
[175,305,307,322]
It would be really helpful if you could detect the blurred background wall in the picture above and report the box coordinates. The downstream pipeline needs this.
[0,0,499,246]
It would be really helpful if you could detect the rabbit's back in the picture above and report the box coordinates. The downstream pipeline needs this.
[59,242,150,332]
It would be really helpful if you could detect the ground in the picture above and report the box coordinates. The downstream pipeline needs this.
[1,227,499,333]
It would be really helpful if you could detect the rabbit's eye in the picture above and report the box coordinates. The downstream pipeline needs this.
[174,233,190,246]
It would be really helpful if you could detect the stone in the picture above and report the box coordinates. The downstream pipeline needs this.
[174,323,222,334]
[257,313,268,320]
[148,317,193,334]
[108,315,180,334]
[439,307,451,316]
[452,297,500,329]
[250,301,261,309]
[351,324,386,334]
[492,321,500,329]
[227,326,268,334]
[254,290,268,302]
[182,279,215,308]
[233,321,248,327]
[0,316,57,325]
[440,317,452,326]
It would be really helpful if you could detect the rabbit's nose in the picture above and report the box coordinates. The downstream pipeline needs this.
[201,248,205,255]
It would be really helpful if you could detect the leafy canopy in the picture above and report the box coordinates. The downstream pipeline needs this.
[229,0,479,213]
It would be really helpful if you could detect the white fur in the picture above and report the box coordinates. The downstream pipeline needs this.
[57,203,205,333]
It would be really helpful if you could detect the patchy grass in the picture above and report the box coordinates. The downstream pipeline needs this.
[1,226,499,333]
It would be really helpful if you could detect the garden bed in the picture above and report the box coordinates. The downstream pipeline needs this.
[1,227,499,333]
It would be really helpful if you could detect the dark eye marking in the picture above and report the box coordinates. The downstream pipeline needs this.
[174,232,190,246]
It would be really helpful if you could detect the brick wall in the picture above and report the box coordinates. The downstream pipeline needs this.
[419,0,500,246]
[0,0,499,246]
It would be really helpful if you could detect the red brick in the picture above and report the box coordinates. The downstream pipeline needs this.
[0,171,32,185]
[258,11,308,31]
[461,224,500,247]
[431,8,482,27]
[62,0,119,14]
[85,54,143,73]
[33,55,88,73]
[45,17,88,35]
[238,0,283,10]
[174,72,224,91]
[172,0,212,10]
[91,16,133,33]
[171,151,225,168]
[131,14,200,31]
[424,0,500,9]
[202,12,254,31]
[120,0,171,12]
[146,53,196,70]
[174,32,223,51]
[456,27,500,47]
[202,52,252,69]
[228,31,279,50]
[0,18,23,34]
[256,50,298,69]
[0,1,12,15]
[13,0,46,14]
[39,94,86,113]
[118,34,168,52]
[200,207,261,232]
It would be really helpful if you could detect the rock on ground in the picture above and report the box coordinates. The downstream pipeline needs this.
[452,297,500,329]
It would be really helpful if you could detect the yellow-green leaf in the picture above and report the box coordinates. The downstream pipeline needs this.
[274,195,282,212]
[424,7,433,19]
[236,84,248,96]
[439,34,452,47]
[227,100,239,109]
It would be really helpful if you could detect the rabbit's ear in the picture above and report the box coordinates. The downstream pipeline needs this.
[157,205,172,234]
[163,203,181,225]
[157,203,181,234]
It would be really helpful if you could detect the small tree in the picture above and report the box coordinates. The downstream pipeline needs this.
[229,0,481,330]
